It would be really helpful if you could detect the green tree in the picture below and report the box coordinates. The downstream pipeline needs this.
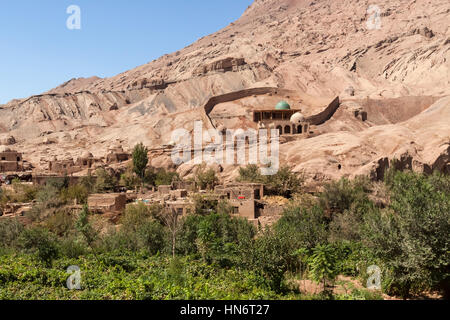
[94,168,117,193]
[246,229,291,292]
[265,166,304,197]
[238,164,304,197]
[237,164,264,184]
[319,177,372,215]
[275,205,329,251]
[192,193,218,215]
[105,203,167,255]
[195,164,218,190]
[154,169,179,186]
[75,205,99,259]
[132,143,149,188]
[309,244,339,297]
[362,170,450,298]
[120,163,140,190]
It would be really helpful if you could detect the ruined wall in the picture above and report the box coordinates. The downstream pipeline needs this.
[258,203,284,217]
[202,87,339,129]
[0,162,19,172]
[307,96,340,125]
[203,87,297,116]
[49,160,82,175]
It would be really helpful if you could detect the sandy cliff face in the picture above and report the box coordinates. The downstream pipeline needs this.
[0,0,448,182]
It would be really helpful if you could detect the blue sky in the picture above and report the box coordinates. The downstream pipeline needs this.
[0,0,253,104]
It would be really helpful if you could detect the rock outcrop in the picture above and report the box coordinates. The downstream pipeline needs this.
[0,0,448,183]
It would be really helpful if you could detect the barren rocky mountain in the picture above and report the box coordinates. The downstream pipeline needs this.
[0,0,449,184]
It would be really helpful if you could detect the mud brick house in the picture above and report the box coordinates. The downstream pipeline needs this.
[0,147,24,172]
[48,158,79,175]
[106,145,130,164]
[88,193,127,213]
[215,183,264,220]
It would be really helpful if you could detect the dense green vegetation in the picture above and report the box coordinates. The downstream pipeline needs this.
[0,163,448,300]
[238,164,304,197]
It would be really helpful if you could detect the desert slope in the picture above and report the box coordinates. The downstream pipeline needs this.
[0,0,448,182]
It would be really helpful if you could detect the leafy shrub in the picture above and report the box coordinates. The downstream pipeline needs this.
[111,203,167,255]
[0,218,24,249]
[59,236,88,259]
[275,205,329,251]
[19,227,59,266]
[176,213,256,267]
[363,170,450,298]
[44,209,75,237]
[154,169,179,186]
[60,184,89,205]
[319,177,372,214]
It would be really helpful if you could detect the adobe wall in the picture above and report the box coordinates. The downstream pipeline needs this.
[0,151,22,162]
[201,87,339,129]
[203,87,296,116]
[0,161,19,172]
[306,96,340,125]
[230,199,256,220]
[258,204,284,217]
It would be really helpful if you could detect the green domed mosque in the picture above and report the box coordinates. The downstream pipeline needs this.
[275,101,291,110]
[253,100,309,135]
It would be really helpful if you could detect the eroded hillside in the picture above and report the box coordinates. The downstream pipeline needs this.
[0,0,449,183]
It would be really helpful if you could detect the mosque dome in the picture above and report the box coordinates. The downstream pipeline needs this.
[275,101,291,110]
[290,112,306,124]
[81,151,94,159]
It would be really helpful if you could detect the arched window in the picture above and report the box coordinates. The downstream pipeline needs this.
[276,126,283,135]
[284,125,291,134]
[297,125,303,134]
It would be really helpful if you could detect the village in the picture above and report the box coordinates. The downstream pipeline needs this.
[0,96,333,228]
[0,142,287,228]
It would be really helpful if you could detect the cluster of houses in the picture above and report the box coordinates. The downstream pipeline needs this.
[90,181,284,227]
[1,98,315,223]
[1,144,282,226]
